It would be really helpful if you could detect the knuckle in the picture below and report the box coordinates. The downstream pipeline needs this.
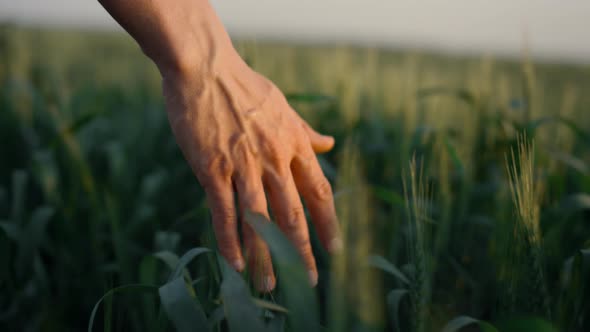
[262,166,291,190]
[269,153,288,170]
[262,141,290,169]
[281,207,309,248]
[231,133,257,165]
[284,206,305,229]
[265,164,290,185]
[295,149,315,169]
[311,177,333,202]
[202,154,232,179]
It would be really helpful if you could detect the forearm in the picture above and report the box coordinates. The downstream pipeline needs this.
[98,0,236,76]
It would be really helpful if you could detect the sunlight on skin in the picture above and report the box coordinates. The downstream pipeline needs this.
[98,0,342,291]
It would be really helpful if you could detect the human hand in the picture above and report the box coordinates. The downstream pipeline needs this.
[98,0,341,292]
[162,52,342,291]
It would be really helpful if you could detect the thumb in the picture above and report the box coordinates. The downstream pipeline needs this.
[302,121,335,153]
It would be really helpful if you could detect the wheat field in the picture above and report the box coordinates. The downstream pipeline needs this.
[1,26,589,331]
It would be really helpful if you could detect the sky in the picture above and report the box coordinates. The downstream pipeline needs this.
[1,0,589,63]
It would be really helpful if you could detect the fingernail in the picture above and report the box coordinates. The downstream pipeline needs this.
[329,237,343,253]
[232,259,245,271]
[308,270,318,287]
[262,276,274,292]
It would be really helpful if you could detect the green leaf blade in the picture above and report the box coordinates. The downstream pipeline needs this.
[441,316,499,332]
[88,284,159,332]
[158,277,209,332]
[368,255,410,285]
[245,211,320,332]
[219,256,268,332]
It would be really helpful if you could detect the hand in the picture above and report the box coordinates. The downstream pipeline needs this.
[162,53,342,291]
[97,0,340,292]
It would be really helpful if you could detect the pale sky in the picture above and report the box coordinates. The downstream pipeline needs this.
[1,0,589,63]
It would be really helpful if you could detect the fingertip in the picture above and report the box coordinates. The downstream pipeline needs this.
[312,135,335,153]
[308,269,318,287]
[323,135,335,149]
[232,258,246,272]
[219,250,245,271]
[328,237,343,253]
[256,275,276,292]
[302,121,335,153]
[244,230,276,292]
[249,256,276,292]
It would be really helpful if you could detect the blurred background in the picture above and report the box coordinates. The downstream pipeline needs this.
[1,1,589,332]
[2,0,590,62]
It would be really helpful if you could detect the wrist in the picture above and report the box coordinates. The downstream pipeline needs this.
[152,37,238,81]
[140,0,237,79]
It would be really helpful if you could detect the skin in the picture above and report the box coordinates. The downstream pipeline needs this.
[98,0,342,291]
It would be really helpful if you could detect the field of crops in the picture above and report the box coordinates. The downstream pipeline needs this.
[1,26,589,331]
